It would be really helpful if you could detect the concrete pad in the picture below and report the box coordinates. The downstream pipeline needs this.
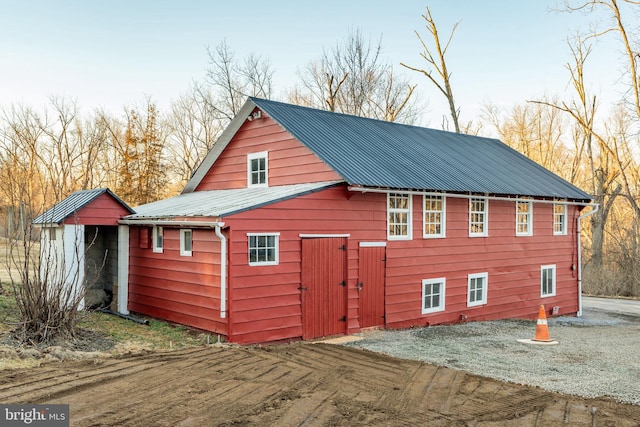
[517,338,559,346]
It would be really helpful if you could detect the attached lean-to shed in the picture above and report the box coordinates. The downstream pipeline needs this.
[33,188,134,311]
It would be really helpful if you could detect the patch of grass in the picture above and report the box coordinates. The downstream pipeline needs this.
[78,310,206,352]
[0,286,20,332]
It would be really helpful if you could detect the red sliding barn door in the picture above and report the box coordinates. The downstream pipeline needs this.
[301,237,347,340]
[358,244,386,328]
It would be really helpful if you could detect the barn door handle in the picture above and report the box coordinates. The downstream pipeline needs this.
[356,282,363,291]
[298,286,308,291]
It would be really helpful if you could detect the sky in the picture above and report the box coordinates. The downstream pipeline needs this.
[0,0,624,127]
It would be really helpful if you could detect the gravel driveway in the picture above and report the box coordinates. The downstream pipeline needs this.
[345,297,640,405]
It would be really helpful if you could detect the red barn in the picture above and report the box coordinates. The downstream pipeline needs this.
[120,98,594,344]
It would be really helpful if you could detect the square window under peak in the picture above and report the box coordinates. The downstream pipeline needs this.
[247,151,268,188]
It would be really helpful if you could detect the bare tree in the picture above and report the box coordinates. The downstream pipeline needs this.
[293,29,418,123]
[166,83,226,186]
[204,40,274,121]
[401,6,461,132]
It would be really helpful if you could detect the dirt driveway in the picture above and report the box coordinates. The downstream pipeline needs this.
[1,343,639,426]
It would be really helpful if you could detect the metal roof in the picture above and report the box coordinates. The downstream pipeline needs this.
[126,181,342,220]
[33,188,134,225]
[247,98,592,201]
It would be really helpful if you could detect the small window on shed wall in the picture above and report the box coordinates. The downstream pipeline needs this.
[48,227,57,241]
[152,226,163,253]
[247,151,268,188]
[248,233,279,266]
[180,229,193,256]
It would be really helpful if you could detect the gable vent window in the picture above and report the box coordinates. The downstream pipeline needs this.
[248,151,268,188]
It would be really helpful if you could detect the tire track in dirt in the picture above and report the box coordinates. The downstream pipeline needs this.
[1,343,639,426]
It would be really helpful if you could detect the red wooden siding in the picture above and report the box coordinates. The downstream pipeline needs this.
[358,245,386,328]
[223,186,581,344]
[62,193,131,226]
[127,227,226,335]
[195,115,342,191]
[301,237,348,339]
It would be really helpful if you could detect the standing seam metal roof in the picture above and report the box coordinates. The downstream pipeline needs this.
[33,188,135,225]
[249,98,592,201]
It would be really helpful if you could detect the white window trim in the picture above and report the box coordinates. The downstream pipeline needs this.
[423,195,446,239]
[554,201,568,236]
[247,151,268,188]
[180,229,193,257]
[387,193,412,241]
[516,199,533,237]
[152,226,163,253]
[422,278,446,314]
[467,272,488,307]
[247,232,280,266]
[469,197,488,237]
[541,264,557,298]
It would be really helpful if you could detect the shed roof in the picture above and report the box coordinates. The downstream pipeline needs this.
[33,188,134,225]
[126,181,342,220]
[185,98,591,201]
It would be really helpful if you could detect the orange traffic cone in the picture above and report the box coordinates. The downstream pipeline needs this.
[532,305,553,342]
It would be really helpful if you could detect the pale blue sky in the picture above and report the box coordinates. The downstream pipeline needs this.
[0,0,622,126]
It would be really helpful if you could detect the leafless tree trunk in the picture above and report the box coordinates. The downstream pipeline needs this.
[401,6,461,132]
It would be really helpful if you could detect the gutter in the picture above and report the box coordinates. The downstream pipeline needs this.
[576,204,600,317]
[347,186,596,207]
[118,218,228,319]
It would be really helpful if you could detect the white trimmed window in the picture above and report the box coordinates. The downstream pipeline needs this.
[180,229,193,257]
[554,201,567,235]
[247,151,268,188]
[516,198,533,236]
[152,226,163,253]
[248,233,279,266]
[423,195,445,238]
[467,272,488,307]
[469,197,488,237]
[387,193,412,240]
[48,227,58,241]
[541,264,556,297]
[422,278,446,314]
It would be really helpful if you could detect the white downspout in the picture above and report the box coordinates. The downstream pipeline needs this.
[577,204,599,317]
[214,224,227,319]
